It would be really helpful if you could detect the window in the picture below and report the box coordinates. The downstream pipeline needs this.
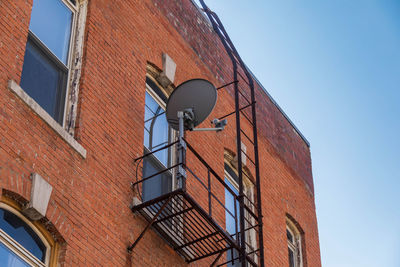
[225,170,240,267]
[287,218,303,267]
[224,163,257,266]
[0,205,51,266]
[142,78,175,201]
[20,0,77,124]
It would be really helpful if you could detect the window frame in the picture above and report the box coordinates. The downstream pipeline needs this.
[286,218,303,267]
[21,0,79,127]
[142,80,177,200]
[224,165,257,266]
[224,170,240,267]
[0,203,51,267]
[144,83,171,162]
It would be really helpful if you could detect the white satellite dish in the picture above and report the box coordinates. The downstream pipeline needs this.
[166,79,217,131]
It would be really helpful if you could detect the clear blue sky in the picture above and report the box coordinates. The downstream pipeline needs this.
[195,1,400,266]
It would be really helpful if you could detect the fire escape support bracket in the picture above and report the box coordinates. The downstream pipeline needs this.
[127,196,173,253]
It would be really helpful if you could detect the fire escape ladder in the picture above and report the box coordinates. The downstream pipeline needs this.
[199,1,265,266]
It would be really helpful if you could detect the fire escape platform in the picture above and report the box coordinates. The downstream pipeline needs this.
[131,188,238,263]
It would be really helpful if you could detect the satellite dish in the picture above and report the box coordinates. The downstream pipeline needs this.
[166,79,217,130]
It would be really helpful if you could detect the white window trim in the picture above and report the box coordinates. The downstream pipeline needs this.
[8,0,88,158]
[0,203,51,267]
[15,0,88,139]
[25,0,77,127]
[286,219,303,267]
[64,0,88,135]
[60,0,79,128]
[8,0,88,157]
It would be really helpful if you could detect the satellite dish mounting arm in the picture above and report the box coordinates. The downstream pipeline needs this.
[180,108,227,132]
[191,118,227,132]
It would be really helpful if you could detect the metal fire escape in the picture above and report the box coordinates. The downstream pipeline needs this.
[127,1,264,266]
[199,1,265,265]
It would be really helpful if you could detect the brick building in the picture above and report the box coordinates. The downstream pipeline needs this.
[0,0,321,266]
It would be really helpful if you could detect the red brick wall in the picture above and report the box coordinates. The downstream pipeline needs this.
[0,0,320,266]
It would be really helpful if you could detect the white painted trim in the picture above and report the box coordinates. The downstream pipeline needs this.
[286,219,303,267]
[61,0,79,127]
[8,80,87,158]
[64,0,88,134]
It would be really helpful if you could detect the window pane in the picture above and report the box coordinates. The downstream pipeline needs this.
[0,242,30,267]
[29,0,73,63]
[0,209,46,262]
[142,157,172,201]
[225,178,239,236]
[21,38,67,123]
[288,247,295,267]
[144,92,168,166]
[287,229,293,243]
[225,178,242,266]
[142,91,172,202]
[144,92,161,118]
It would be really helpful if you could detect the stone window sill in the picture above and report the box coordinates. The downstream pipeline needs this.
[7,80,87,158]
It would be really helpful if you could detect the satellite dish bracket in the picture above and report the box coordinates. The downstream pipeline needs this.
[178,108,227,132]
[191,118,227,132]
[182,108,197,131]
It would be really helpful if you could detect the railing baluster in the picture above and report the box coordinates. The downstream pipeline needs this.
[208,168,212,216]
[234,195,239,243]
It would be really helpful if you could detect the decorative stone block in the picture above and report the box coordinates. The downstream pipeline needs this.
[157,53,176,87]
[23,173,53,221]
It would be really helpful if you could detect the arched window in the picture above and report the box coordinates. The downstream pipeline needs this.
[0,203,52,266]
[224,152,257,266]
[286,217,303,267]
[142,75,176,201]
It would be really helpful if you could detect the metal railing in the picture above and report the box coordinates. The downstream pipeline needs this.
[129,138,261,266]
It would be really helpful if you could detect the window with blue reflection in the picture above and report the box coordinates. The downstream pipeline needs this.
[144,91,169,166]
[0,208,47,263]
[29,0,73,64]
[0,242,30,267]
[20,37,67,122]
[142,87,173,202]
[225,177,241,267]
[20,0,75,124]
[142,154,172,201]
[225,178,239,236]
